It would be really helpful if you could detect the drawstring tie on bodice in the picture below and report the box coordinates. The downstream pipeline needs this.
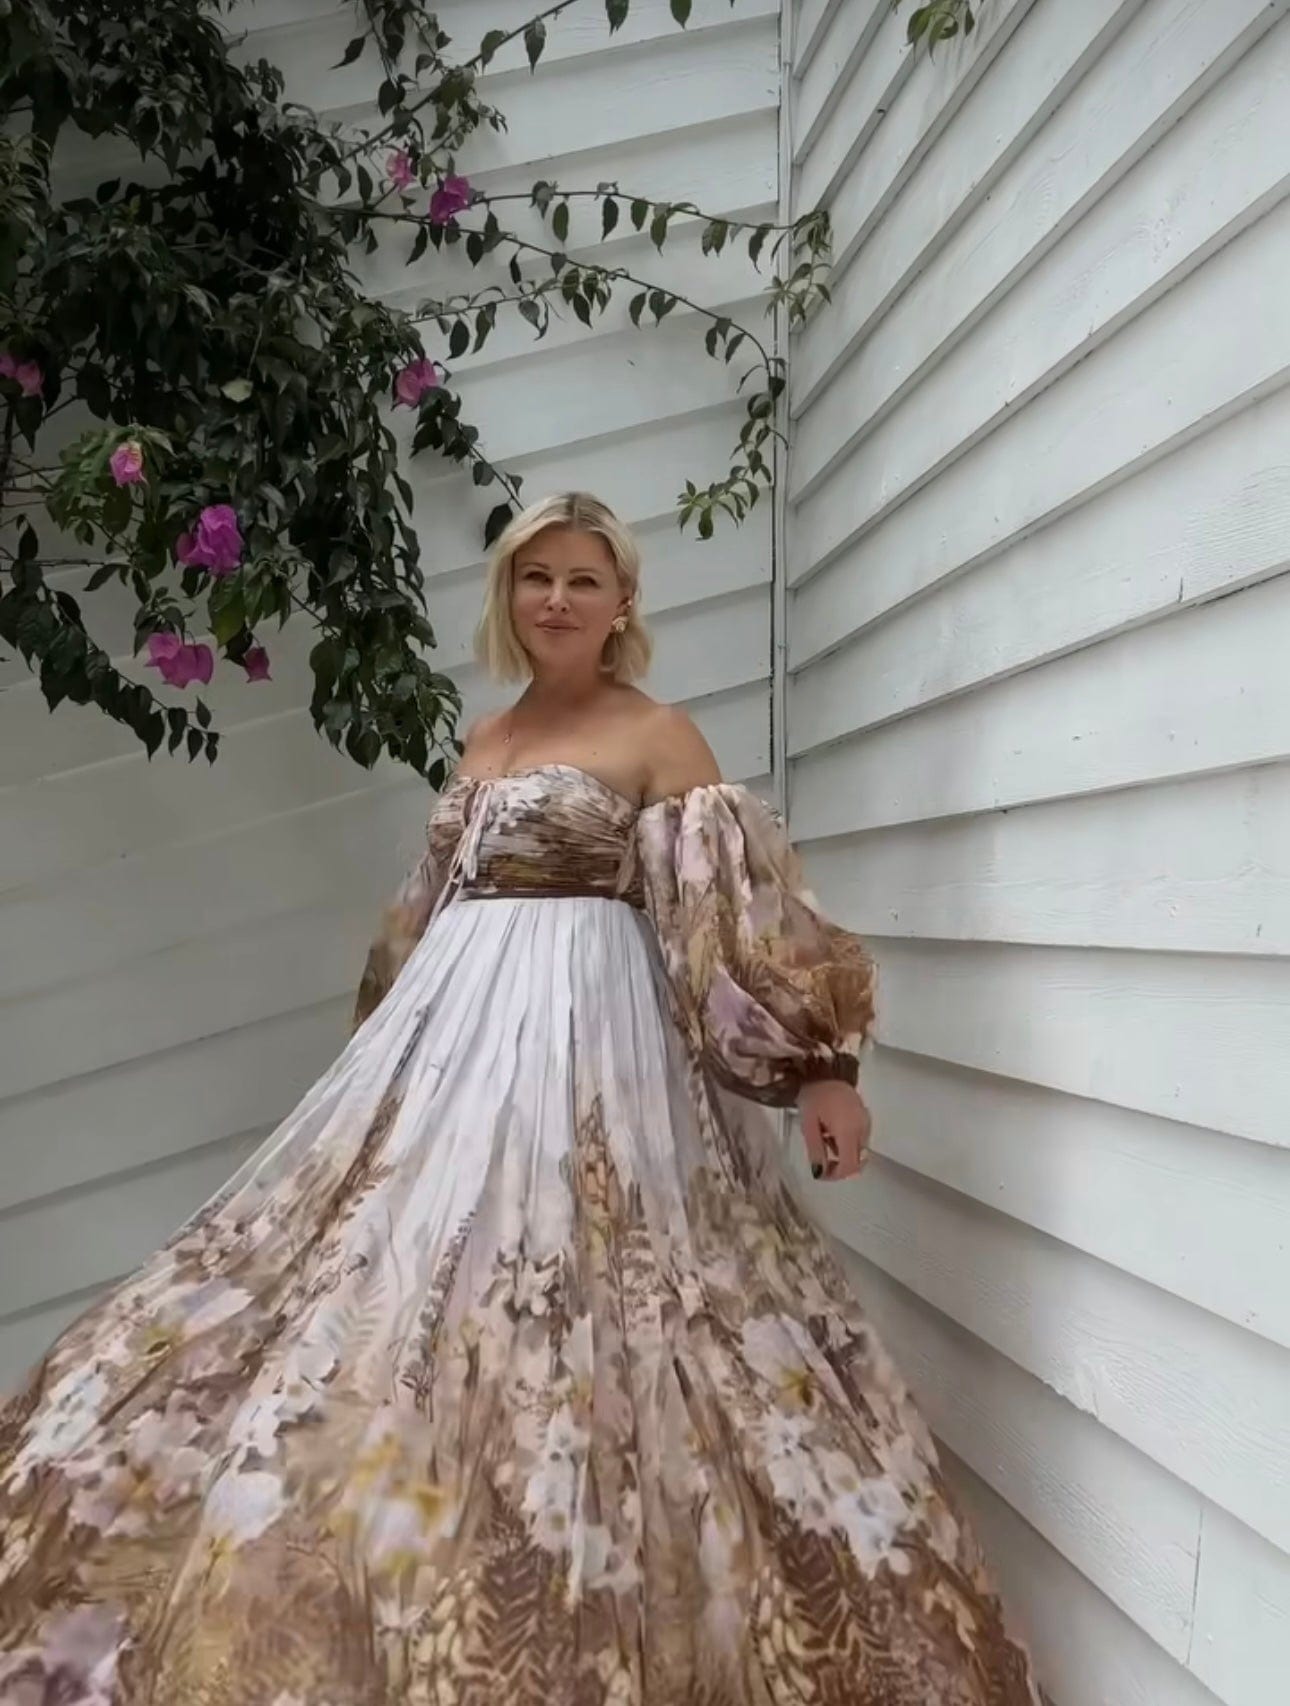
[428,776,495,928]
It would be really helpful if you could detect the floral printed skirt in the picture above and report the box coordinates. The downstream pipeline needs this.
[0,894,1039,1704]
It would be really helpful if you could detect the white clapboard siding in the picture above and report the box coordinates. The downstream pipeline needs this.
[792,0,1272,416]
[805,764,1290,960]
[797,0,1039,266]
[0,1131,266,1322]
[791,385,1290,701]
[0,999,350,1217]
[793,12,1290,512]
[786,2,1290,1699]
[794,188,1290,596]
[949,1451,1224,1706]
[841,1046,1290,1353]
[811,1158,1290,1560]
[791,569,1290,832]
[1190,1505,1290,1706]
[0,2,780,1390]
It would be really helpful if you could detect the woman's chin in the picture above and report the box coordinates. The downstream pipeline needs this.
[524,631,593,670]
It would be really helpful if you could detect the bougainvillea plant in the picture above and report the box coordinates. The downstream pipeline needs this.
[0,0,933,780]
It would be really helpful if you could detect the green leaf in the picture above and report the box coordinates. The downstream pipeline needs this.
[336,34,366,67]
[484,503,514,546]
[479,28,507,65]
[77,367,111,418]
[222,378,254,403]
[449,319,471,359]
[670,0,692,22]
[552,201,570,244]
[85,562,120,593]
[605,0,630,28]
[524,19,546,68]
[601,197,619,240]
[210,589,246,647]
[650,208,669,251]
[631,198,650,231]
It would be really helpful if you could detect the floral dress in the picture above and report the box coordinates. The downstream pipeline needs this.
[0,764,1039,1706]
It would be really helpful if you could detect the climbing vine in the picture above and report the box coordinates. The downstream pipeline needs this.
[0,0,942,779]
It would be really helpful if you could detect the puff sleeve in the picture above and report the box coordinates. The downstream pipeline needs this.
[351,838,447,1033]
[638,784,875,1106]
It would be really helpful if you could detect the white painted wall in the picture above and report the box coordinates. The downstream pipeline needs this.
[784,2,1290,1701]
[0,0,780,1386]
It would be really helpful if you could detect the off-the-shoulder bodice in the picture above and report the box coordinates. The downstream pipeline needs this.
[430,764,644,906]
[357,763,874,1105]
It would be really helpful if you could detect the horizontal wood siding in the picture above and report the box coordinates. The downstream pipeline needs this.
[0,0,782,1388]
[784,1,1290,1699]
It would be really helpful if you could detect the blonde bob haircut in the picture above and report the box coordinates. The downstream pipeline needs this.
[474,491,653,684]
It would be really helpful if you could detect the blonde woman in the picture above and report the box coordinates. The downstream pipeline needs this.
[0,494,1038,1703]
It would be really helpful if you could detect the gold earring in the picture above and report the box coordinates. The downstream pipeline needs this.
[611,615,628,634]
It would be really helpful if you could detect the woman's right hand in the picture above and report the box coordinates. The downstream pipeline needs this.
[800,1078,872,1182]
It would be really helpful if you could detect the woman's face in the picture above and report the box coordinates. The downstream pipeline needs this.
[510,525,627,678]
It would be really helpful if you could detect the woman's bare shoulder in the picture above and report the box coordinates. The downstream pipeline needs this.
[631,699,723,802]
[458,709,508,765]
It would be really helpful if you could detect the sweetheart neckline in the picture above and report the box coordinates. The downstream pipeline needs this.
[447,762,641,813]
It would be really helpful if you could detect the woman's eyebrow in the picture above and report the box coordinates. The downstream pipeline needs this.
[517,558,606,573]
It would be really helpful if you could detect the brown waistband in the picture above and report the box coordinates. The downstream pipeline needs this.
[459,884,644,909]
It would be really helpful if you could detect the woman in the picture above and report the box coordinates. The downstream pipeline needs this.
[0,493,1038,1704]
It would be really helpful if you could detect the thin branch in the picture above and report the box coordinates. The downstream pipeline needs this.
[445,216,779,369]
[477,188,810,239]
[338,0,585,164]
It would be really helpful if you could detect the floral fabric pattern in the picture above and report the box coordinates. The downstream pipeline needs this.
[0,765,1037,1705]
[639,785,876,1105]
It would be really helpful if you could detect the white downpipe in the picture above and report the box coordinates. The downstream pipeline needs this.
[770,0,796,824]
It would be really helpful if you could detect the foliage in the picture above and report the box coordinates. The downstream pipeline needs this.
[0,0,833,778]
[893,1,977,50]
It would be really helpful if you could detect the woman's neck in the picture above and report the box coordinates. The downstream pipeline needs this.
[519,668,610,714]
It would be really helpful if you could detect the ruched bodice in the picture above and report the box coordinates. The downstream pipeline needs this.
[433,764,642,907]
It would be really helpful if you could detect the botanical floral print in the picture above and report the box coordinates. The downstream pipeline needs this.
[638,784,876,1107]
[0,766,1038,1704]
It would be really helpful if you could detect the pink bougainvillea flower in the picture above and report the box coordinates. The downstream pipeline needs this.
[241,644,271,682]
[186,643,215,686]
[146,632,183,671]
[0,352,44,398]
[146,633,214,689]
[387,149,416,190]
[109,441,145,486]
[392,357,442,408]
[428,174,473,226]
[175,503,244,575]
